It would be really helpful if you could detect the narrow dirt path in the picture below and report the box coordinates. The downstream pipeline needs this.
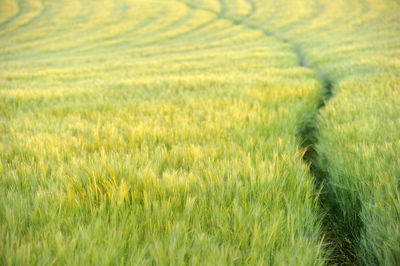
[181,0,360,263]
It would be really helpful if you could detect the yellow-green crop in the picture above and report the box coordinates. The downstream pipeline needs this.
[0,0,399,265]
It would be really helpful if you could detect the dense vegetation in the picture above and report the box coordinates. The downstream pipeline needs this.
[1,0,399,264]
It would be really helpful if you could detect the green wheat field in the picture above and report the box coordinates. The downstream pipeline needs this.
[1,0,399,265]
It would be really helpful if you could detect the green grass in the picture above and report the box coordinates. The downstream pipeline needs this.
[0,0,399,264]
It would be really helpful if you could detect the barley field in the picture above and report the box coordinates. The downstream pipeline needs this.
[0,0,399,265]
